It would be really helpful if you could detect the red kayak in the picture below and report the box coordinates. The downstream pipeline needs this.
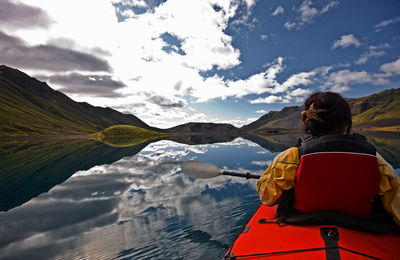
[224,205,400,259]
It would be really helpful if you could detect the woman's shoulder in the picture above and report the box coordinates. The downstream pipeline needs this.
[276,147,299,162]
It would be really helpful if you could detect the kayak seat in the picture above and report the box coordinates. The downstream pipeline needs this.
[294,152,380,219]
[276,150,396,233]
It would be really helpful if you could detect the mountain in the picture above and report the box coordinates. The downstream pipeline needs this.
[242,88,400,132]
[241,106,302,131]
[166,122,238,135]
[0,65,240,137]
[348,88,400,130]
[0,65,159,137]
[163,122,239,145]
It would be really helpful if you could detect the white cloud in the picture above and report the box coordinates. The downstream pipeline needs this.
[250,95,290,104]
[288,88,312,97]
[189,58,283,102]
[228,0,258,30]
[260,34,268,40]
[298,0,318,21]
[331,34,361,49]
[314,56,400,93]
[244,0,257,9]
[111,0,148,8]
[355,45,387,65]
[190,57,318,104]
[22,0,238,70]
[14,0,253,127]
[256,109,267,114]
[374,16,400,32]
[284,22,296,30]
[271,6,284,16]
[321,1,339,14]
[284,0,339,30]
[280,71,316,91]
[369,43,390,51]
[322,69,389,92]
[380,57,400,76]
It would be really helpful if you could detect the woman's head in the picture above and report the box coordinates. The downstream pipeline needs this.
[302,92,352,136]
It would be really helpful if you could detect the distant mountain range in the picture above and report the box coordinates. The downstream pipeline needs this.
[0,65,399,137]
[165,122,239,135]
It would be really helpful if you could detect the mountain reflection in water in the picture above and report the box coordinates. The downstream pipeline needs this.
[0,139,153,211]
[0,132,399,259]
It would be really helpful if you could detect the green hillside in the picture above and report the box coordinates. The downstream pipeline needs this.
[92,125,172,147]
[0,65,158,137]
[348,88,400,127]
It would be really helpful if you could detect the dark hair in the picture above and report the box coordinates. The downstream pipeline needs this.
[302,92,352,136]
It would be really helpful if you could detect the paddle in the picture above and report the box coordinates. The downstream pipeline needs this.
[181,160,261,179]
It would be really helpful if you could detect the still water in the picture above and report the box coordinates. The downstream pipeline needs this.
[0,133,399,259]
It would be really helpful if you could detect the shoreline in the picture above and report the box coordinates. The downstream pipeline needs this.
[0,128,399,142]
[0,134,93,142]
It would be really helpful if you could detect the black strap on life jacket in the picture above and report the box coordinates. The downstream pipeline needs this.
[298,133,376,158]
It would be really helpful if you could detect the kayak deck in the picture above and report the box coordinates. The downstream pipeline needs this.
[225,205,400,259]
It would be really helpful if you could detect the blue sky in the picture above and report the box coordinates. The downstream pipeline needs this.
[1,0,400,128]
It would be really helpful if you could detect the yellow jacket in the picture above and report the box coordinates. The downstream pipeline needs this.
[256,147,400,226]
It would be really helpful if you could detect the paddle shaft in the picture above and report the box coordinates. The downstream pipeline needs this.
[222,171,261,179]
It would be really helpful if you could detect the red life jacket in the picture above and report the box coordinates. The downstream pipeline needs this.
[294,134,380,219]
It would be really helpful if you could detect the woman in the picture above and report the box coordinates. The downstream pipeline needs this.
[256,92,400,226]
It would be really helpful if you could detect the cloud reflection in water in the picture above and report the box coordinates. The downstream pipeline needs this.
[0,138,275,259]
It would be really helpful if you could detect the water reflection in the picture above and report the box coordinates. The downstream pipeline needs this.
[0,133,399,259]
[0,133,284,213]
[0,139,153,211]
[364,131,400,168]
[0,138,270,259]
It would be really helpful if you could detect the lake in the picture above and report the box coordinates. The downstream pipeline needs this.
[0,133,399,259]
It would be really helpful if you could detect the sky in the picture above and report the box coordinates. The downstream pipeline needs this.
[1,0,400,128]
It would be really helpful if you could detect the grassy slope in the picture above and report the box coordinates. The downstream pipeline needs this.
[0,65,156,137]
[0,77,88,135]
[93,125,173,147]
[349,88,400,126]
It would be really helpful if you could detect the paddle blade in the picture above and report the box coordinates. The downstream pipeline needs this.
[181,161,222,179]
